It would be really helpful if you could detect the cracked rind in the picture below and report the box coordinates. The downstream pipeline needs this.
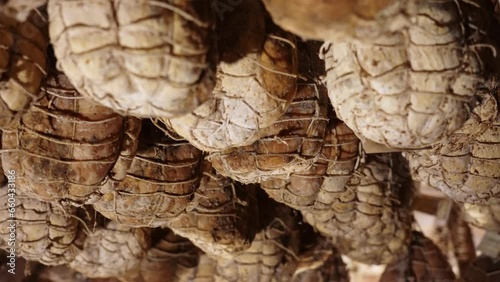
[214,200,298,282]
[93,121,203,227]
[463,255,500,282]
[1,69,137,205]
[379,231,455,282]
[166,162,258,258]
[0,12,47,129]
[166,0,298,152]
[48,0,215,118]
[302,154,413,265]
[262,0,394,41]
[261,119,361,210]
[406,82,500,204]
[69,221,150,279]
[322,0,497,149]
[0,186,80,265]
[208,40,327,183]
[209,81,329,184]
[0,0,47,21]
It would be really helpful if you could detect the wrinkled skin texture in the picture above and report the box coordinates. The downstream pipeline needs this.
[0,186,80,265]
[379,231,455,282]
[0,0,47,21]
[1,69,140,205]
[209,82,329,184]
[302,154,413,265]
[261,119,361,210]
[209,41,328,183]
[463,255,500,282]
[93,121,203,227]
[166,0,298,152]
[322,0,497,149]
[262,0,394,41]
[69,221,150,279]
[0,12,47,129]
[166,162,258,258]
[49,0,215,118]
[407,82,500,204]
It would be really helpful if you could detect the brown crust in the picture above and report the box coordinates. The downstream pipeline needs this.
[208,41,327,183]
[165,162,258,258]
[261,119,360,210]
[209,81,329,184]
[1,70,130,205]
[93,121,203,227]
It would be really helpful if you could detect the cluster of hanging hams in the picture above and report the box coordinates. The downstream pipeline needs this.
[1,0,500,281]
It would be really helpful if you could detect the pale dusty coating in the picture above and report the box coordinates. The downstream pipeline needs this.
[0,0,47,21]
[167,0,297,152]
[166,162,258,258]
[302,154,413,265]
[0,186,79,265]
[407,83,500,204]
[322,0,496,149]
[262,0,395,41]
[93,121,203,227]
[1,70,137,205]
[261,119,361,210]
[209,82,329,184]
[379,231,455,282]
[49,0,215,118]
[0,13,47,129]
[69,221,150,279]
